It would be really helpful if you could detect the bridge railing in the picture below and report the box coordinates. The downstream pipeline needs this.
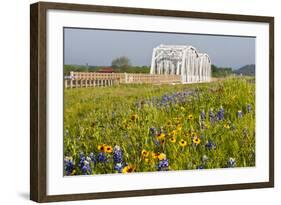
[64,72,182,88]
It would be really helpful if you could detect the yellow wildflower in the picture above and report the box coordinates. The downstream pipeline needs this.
[131,114,138,121]
[141,149,149,158]
[152,152,160,159]
[170,130,177,136]
[193,137,201,145]
[224,124,230,129]
[179,139,187,147]
[98,144,106,152]
[157,133,165,140]
[158,153,166,160]
[105,145,113,153]
[169,137,176,143]
[122,165,135,173]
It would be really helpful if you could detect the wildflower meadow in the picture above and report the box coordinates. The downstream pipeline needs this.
[63,77,255,176]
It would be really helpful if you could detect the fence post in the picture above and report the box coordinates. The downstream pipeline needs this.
[124,73,128,83]
[70,71,74,78]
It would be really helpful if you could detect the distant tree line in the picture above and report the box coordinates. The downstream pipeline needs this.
[64,56,236,77]
[211,64,233,77]
[64,56,150,75]
[64,64,100,75]
[64,64,150,75]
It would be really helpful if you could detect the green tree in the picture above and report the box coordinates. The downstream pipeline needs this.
[111,56,131,68]
[211,64,233,77]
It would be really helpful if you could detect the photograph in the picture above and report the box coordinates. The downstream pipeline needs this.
[63,28,256,176]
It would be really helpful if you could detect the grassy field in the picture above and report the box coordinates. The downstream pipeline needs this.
[63,77,255,175]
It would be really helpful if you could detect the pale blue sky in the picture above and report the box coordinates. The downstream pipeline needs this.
[64,28,255,70]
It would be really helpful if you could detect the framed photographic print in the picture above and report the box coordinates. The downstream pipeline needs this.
[30,1,274,202]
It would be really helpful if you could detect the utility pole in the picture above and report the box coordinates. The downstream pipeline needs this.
[86,63,89,72]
